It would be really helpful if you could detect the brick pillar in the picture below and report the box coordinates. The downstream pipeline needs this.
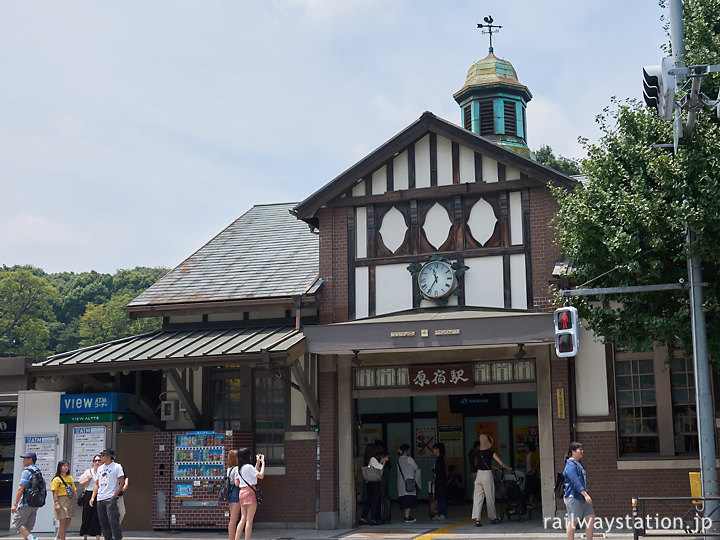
[317,359,339,528]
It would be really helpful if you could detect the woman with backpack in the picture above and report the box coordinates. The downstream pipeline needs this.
[50,460,77,540]
[563,442,594,540]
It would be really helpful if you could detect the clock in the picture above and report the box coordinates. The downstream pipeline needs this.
[418,260,456,299]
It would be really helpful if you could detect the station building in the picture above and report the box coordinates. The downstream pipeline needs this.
[11,46,706,531]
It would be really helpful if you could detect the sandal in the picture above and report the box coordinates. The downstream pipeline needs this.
[490,518,502,524]
[475,521,483,527]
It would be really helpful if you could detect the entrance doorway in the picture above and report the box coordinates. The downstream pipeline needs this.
[355,392,540,514]
[116,432,155,531]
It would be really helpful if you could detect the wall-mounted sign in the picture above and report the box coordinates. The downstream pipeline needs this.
[60,393,131,415]
[409,364,473,391]
[24,435,57,482]
[415,425,437,460]
[556,388,566,420]
[71,427,106,479]
[60,412,139,424]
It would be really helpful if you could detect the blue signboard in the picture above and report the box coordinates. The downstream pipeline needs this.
[60,393,131,414]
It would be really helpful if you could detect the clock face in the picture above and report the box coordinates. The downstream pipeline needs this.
[418,261,455,299]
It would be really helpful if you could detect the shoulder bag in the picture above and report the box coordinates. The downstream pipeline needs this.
[397,460,417,493]
[362,464,383,482]
[238,467,263,504]
[217,468,232,502]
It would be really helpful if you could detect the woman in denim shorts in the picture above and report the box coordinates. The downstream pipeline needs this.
[563,442,595,540]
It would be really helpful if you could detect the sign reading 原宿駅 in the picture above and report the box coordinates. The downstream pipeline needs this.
[409,364,473,391]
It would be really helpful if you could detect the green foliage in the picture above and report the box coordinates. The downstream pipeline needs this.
[0,268,58,359]
[534,145,582,176]
[0,266,167,360]
[552,96,720,362]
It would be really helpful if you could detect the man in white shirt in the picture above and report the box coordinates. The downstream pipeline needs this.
[90,449,124,540]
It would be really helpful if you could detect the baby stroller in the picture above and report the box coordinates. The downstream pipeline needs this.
[495,469,527,521]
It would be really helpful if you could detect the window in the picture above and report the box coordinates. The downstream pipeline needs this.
[211,376,244,431]
[615,347,698,457]
[670,356,698,454]
[616,356,659,453]
[255,374,286,463]
[479,101,494,136]
[463,105,472,130]
[503,101,517,136]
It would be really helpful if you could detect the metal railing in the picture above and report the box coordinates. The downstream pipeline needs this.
[632,496,720,539]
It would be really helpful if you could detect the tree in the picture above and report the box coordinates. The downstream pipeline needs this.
[534,145,582,176]
[551,0,720,364]
[0,268,58,358]
[78,293,162,347]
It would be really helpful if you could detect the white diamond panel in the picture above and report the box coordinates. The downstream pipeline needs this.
[379,206,407,254]
[467,198,498,246]
[423,203,452,249]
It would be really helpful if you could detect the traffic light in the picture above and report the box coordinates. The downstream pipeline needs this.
[642,57,676,122]
[554,306,579,357]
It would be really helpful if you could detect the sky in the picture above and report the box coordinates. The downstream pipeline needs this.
[0,1,668,274]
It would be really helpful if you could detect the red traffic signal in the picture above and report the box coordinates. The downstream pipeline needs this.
[554,307,579,357]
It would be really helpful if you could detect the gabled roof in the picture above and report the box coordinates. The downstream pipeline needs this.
[292,111,577,224]
[126,203,319,312]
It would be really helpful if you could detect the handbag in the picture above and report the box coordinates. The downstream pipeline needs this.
[217,468,233,502]
[238,468,263,504]
[397,460,417,493]
[77,490,85,507]
[362,465,383,482]
[428,481,438,517]
[554,472,566,499]
[59,476,77,503]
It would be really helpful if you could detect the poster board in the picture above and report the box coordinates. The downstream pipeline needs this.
[71,426,106,479]
[24,434,57,482]
[514,425,539,469]
[415,425,437,460]
[438,426,463,458]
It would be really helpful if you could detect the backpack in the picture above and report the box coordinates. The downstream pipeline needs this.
[217,469,232,502]
[554,472,566,499]
[23,468,47,507]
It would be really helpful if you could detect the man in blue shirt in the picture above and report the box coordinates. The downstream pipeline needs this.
[11,452,40,540]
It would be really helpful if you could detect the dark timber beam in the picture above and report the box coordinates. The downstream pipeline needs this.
[127,395,162,428]
[289,359,320,424]
[164,368,202,428]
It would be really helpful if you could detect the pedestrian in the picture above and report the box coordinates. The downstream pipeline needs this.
[396,444,421,523]
[563,442,594,540]
[470,433,511,526]
[90,448,124,540]
[226,449,241,540]
[431,443,448,521]
[524,441,541,511]
[51,460,77,540]
[78,454,102,540]
[10,452,41,540]
[233,448,265,540]
[359,446,388,525]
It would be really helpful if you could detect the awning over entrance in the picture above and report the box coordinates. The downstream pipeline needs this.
[303,310,554,354]
[31,326,305,375]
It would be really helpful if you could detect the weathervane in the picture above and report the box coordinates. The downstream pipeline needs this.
[477,15,501,52]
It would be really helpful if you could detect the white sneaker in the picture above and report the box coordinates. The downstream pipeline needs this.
[435,515,447,521]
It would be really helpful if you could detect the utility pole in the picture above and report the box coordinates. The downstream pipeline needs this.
[668,0,719,534]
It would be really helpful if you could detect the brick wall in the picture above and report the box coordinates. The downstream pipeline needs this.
[528,186,563,313]
[318,207,349,324]
[151,431,316,530]
[318,370,339,515]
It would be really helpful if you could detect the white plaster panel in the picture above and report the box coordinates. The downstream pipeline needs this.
[371,165,387,195]
[463,256,504,308]
[355,266,369,319]
[509,191,523,245]
[437,135,453,186]
[420,295,458,308]
[356,206,367,258]
[423,203,452,249]
[510,254,527,309]
[415,135,431,188]
[467,198,497,246]
[352,179,365,197]
[575,325,610,416]
[482,156,499,183]
[393,151,409,191]
[506,166,521,181]
[375,264,413,315]
[459,145,476,183]
[379,206,407,253]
